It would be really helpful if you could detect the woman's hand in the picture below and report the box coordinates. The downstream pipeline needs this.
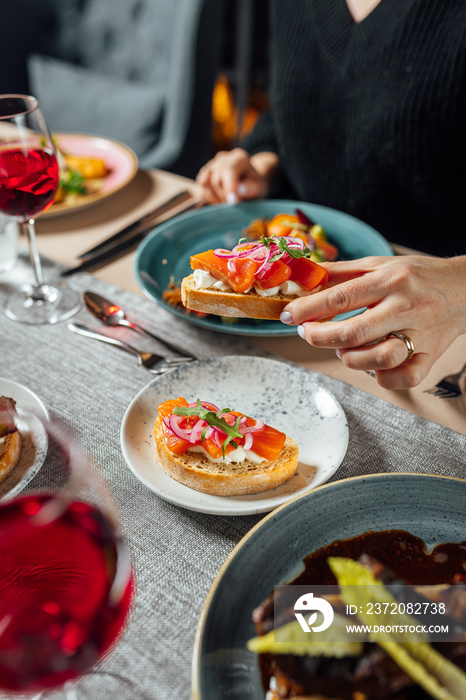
[195,148,280,204]
[281,255,466,389]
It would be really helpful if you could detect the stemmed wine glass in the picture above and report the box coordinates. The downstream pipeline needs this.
[0,408,142,699]
[0,94,81,324]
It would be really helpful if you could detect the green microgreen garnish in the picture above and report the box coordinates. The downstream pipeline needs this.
[173,399,243,458]
[60,169,87,195]
[260,235,313,262]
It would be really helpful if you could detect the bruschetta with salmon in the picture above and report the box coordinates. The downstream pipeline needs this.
[181,236,330,320]
[153,398,299,496]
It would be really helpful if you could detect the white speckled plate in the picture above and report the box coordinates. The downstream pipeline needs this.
[120,356,349,516]
[0,378,49,501]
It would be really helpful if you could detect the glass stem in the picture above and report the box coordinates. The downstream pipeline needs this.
[22,218,45,287]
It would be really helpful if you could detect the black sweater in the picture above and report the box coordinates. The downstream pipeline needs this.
[242,0,466,257]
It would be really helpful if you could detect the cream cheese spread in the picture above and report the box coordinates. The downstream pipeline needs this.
[193,269,313,297]
[193,269,230,291]
[254,280,311,297]
[188,444,265,464]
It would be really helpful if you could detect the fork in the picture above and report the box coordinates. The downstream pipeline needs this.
[424,362,466,399]
[68,323,193,374]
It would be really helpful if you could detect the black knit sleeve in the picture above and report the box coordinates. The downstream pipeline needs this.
[240,109,297,200]
[240,109,278,156]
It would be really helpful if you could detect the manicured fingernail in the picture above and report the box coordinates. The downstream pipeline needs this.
[297,324,306,339]
[226,191,238,204]
[335,349,342,360]
[280,311,293,324]
[237,183,248,196]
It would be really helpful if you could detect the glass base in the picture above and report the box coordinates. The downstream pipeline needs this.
[4,281,81,325]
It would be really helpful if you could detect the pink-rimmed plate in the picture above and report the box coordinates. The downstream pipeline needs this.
[43,132,138,218]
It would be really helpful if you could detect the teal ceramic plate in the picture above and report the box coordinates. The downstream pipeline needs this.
[135,200,393,337]
[192,473,466,699]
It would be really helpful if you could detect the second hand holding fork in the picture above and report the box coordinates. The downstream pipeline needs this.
[424,362,466,399]
[68,323,193,375]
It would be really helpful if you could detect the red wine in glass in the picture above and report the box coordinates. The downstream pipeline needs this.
[0,94,81,324]
[0,147,59,218]
[0,409,138,698]
[0,493,133,693]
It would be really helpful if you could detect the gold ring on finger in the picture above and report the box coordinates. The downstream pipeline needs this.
[386,331,415,362]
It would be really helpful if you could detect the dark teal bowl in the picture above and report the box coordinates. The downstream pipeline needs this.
[135,200,393,337]
[192,473,466,699]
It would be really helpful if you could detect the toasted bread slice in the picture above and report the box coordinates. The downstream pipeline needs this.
[153,417,299,496]
[0,430,22,484]
[181,274,326,320]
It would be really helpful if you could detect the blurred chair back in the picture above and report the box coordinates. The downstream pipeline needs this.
[1,0,224,177]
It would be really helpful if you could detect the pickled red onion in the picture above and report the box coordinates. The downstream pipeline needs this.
[240,418,264,434]
[202,401,220,412]
[232,246,264,260]
[243,432,253,451]
[212,429,223,448]
[188,401,220,412]
[213,249,235,258]
[190,419,208,443]
[255,248,272,279]
[218,412,236,425]
[168,415,192,441]
[281,236,306,249]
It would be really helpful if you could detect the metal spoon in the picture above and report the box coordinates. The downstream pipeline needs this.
[83,290,196,359]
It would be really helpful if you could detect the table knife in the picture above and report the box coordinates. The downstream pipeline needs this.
[77,190,193,259]
[61,200,201,276]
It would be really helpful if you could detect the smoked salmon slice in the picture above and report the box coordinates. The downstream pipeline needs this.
[288,257,329,290]
[158,398,191,454]
[251,425,286,460]
[190,250,260,293]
